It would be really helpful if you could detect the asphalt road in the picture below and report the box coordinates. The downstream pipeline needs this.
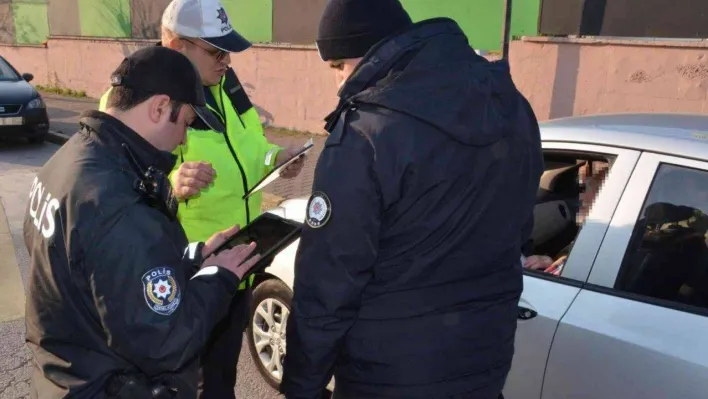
[0,139,281,398]
[44,93,97,137]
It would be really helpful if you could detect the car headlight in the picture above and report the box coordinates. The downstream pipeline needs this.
[26,97,45,109]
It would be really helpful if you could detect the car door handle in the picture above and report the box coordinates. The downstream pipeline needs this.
[518,298,538,320]
[518,306,538,320]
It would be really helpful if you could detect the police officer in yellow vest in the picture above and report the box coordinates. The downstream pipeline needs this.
[98,0,305,397]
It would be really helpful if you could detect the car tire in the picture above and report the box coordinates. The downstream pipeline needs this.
[247,278,293,390]
[28,136,45,144]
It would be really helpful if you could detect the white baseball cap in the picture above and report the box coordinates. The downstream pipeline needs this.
[162,0,251,53]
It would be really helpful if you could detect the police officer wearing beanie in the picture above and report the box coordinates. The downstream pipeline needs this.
[280,1,543,398]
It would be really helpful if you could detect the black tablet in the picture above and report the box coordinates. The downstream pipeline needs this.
[211,212,303,279]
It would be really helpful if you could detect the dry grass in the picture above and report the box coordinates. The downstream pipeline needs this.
[36,86,88,98]
[265,126,321,138]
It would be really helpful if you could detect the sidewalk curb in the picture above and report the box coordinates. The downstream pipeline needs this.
[0,199,25,323]
[47,130,69,146]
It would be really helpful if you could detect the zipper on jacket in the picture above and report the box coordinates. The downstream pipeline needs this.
[218,88,251,224]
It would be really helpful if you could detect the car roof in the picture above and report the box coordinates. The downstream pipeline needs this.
[539,113,708,161]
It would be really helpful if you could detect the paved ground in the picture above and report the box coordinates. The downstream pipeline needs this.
[0,93,330,398]
[44,93,97,138]
[0,140,50,399]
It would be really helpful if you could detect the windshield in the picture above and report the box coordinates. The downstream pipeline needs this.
[0,58,21,81]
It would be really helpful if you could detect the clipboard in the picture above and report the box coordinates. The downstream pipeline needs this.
[243,138,314,199]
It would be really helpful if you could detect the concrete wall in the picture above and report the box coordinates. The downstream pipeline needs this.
[510,37,708,120]
[1,37,339,133]
[229,44,339,134]
[1,44,48,82]
[2,36,708,134]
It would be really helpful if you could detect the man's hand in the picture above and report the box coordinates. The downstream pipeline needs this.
[204,242,261,281]
[173,161,216,200]
[275,145,306,179]
[523,255,554,270]
[201,225,262,280]
[202,225,241,258]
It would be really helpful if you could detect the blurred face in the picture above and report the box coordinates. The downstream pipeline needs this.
[170,37,231,86]
[328,58,363,90]
[578,169,608,224]
[146,95,196,151]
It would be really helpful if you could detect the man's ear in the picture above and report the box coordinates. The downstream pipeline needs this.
[147,95,171,124]
[164,36,184,51]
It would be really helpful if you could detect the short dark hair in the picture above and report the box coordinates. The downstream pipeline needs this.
[106,85,183,123]
[106,85,151,111]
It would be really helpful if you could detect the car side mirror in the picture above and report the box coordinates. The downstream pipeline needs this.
[22,73,34,82]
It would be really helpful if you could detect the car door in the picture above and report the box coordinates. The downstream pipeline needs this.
[542,152,708,398]
[502,143,640,398]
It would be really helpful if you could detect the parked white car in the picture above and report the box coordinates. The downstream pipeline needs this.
[247,113,708,398]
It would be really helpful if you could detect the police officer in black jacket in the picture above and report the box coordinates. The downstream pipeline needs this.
[280,1,543,398]
[23,46,262,398]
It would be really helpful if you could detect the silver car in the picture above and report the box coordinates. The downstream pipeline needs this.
[505,112,708,398]
[249,113,708,398]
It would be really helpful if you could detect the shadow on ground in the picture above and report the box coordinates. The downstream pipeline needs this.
[49,121,80,135]
[0,141,57,168]
[46,107,79,120]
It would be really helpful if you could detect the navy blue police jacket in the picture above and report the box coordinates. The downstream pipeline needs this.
[280,18,543,399]
[22,111,243,398]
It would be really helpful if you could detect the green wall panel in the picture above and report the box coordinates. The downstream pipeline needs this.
[23,0,540,49]
[510,0,541,39]
[78,0,130,38]
[222,0,272,43]
[13,2,49,44]
[401,0,540,52]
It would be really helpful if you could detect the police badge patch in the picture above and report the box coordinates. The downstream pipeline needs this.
[142,267,181,316]
[306,191,332,228]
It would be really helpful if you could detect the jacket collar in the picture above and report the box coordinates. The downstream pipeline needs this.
[79,110,177,174]
[324,18,464,132]
[339,18,464,102]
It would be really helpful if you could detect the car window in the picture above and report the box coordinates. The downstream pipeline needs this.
[614,163,708,312]
[523,150,614,278]
[0,58,20,81]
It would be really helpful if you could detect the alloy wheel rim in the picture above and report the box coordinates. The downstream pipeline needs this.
[252,297,289,381]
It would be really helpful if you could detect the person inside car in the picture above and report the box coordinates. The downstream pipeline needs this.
[524,164,609,275]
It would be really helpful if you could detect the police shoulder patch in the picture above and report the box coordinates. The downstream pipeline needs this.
[142,267,181,316]
[306,191,332,229]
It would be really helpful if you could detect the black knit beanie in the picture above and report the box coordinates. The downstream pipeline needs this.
[316,0,413,61]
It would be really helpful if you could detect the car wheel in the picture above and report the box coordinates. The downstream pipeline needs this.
[28,136,45,144]
[247,278,292,390]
